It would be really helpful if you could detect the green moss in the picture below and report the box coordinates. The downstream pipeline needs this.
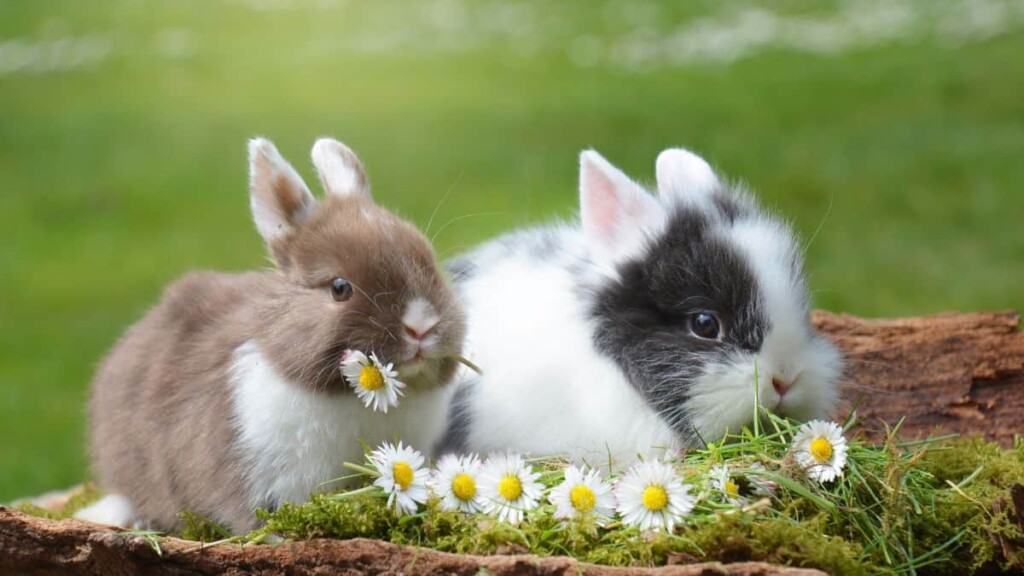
[15,502,63,520]
[62,484,103,518]
[178,510,233,542]
[687,515,868,576]
[252,489,861,573]
[15,483,101,520]
[256,493,393,541]
[913,438,1024,574]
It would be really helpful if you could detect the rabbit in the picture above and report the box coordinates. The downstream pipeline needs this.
[439,147,841,466]
[75,137,465,533]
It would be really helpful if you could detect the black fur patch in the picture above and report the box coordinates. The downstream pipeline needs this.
[711,192,749,223]
[590,205,768,439]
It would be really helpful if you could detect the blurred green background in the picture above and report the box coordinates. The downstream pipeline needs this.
[1,0,1022,501]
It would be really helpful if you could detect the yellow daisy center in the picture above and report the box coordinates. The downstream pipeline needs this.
[642,485,669,512]
[725,479,739,498]
[392,462,414,490]
[498,475,523,501]
[451,473,477,501]
[810,437,834,463]
[359,365,385,391]
[569,484,597,512]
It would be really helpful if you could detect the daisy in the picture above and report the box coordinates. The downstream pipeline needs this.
[791,420,848,483]
[548,465,615,524]
[341,350,405,413]
[745,463,778,497]
[478,453,544,524]
[432,453,486,514]
[370,442,429,515]
[615,460,695,532]
[709,465,745,505]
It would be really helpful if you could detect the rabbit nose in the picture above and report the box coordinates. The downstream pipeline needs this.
[403,323,435,341]
[772,376,790,396]
[401,297,440,342]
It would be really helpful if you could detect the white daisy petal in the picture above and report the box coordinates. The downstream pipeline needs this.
[791,420,848,483]
[709,465,746,505]
[431,454,486,514]
[615,460,695,532]
[341,350,406,413]
[369,442,429,516]
[478,453,543,524]
[548,465,615,524]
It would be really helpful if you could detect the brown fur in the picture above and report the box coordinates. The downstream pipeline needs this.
[86,139,464,532]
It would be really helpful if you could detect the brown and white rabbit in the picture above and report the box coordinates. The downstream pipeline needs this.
[75,137,465,533]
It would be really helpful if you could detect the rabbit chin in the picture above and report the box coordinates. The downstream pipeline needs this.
[397,356,450,388]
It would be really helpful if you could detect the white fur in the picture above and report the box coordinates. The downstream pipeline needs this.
[455,228,679,468]
[656,148,718,202]
[248,138,317,241]
[311,138,369,198]
[229,340,452,510]
[74,494,138,528]
[402,296,440,339]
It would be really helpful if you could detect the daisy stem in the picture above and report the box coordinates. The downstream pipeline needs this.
[740,497,773,514]
[454,355,483,374]
[243,528,272,546]
[328,485,382,501]
[752,358,761,438]
[750,470,835,511]
[342,461,380,478]
[186,534,247,553]
[950,461,983,487]
[318,472,367,488]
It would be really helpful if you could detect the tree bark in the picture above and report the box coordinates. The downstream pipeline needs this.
[0,508,822,576]
[3,310,1022,575]
[814,310,1024,446]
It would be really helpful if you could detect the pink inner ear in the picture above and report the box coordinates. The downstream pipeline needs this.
[581,160,627,244]
[587,175,621,239]
[580,151,663,257]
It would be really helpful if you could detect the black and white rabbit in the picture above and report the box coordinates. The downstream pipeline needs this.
[440,148,841,464]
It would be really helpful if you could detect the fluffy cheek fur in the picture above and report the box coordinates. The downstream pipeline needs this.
[253,289,356,392]
[253,283,423,393]
[685,333,842,442]
[776,335,842,421]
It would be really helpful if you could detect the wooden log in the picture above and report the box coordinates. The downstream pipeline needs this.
[0,508,822,576]
[813,310,1024,445]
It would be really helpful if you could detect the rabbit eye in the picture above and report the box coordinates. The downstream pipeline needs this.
[330,277,353,302]
[688,311,721,340]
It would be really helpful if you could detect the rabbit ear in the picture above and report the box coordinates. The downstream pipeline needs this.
[579,150,664,261]
[248,138,317,243]
[655,148,718,202]
[311,138,370,199]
